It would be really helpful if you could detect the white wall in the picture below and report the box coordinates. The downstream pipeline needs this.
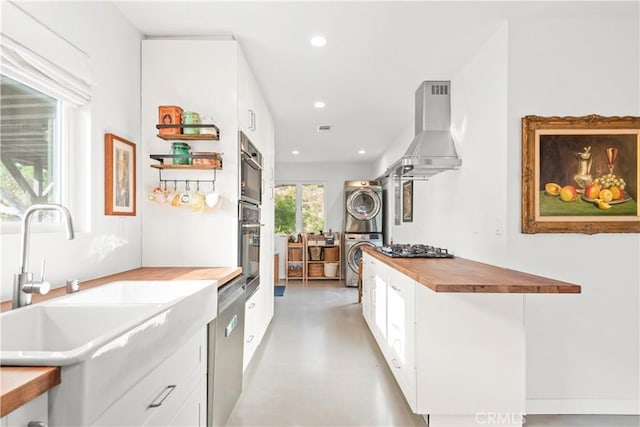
[141,40,239,267]
[1,2,142,300]
[275,161,376,233]
[376,6,639,414]
[506,14,640,414]
[377,23,509,265]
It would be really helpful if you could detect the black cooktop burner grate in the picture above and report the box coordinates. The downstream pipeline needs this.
[377,244,454,258]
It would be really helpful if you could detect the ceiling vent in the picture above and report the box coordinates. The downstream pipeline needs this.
[317,125,331,132]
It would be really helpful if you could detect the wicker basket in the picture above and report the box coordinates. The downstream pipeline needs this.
[288,247,303,261]
[308,246,323,261]
[308,263,324,277]
[323,246,339,262]
[288,264,303,277]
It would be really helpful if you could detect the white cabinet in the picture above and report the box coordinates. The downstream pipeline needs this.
[385,267,416,411]
[362,254,526,427]
[362,252,388,348]
[91,328,206,427]
[362,253,416,411]
[243,285,265,371]
[0,392,47,427]
[238,52,269,145]
[361,254,375,327]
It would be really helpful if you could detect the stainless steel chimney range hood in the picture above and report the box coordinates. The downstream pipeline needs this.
[385,81,461,180]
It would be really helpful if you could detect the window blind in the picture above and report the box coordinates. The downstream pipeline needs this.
[0,2,91,105]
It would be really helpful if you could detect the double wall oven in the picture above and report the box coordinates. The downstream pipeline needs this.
[238,131,263,299]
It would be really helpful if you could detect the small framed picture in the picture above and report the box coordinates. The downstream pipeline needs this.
[105,133,136,216]
[402,180,413,223]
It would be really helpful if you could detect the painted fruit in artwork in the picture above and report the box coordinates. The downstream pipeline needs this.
[597,200,612,210]
[544,182,562,196]
[559,185,578,202]
[598,189,613,203]
[609,185,624,200]
[585,183,601,200]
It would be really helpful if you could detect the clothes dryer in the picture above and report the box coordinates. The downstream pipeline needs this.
[344,233,383,288]
[344,180,383,233]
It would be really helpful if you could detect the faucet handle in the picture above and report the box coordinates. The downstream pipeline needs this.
[40,258,46,283]
[22,280,50,295]
[22,259,50,295]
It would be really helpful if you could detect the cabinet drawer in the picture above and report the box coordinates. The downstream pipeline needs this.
[1,392,47,427]
[243,286,262,371]
[92,329,204,427]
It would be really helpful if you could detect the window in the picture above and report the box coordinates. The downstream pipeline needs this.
[0,75,62,221]
[0,13,92,227]
[275,183,325,234]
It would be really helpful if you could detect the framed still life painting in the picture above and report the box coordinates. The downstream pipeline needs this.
[521,115,640,234]
[105,133,136,216]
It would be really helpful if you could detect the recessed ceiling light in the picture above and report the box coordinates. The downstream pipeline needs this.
[314,101,325,109]
[358,149,366,155]
[310,35,327,47]
[292,150,300,155]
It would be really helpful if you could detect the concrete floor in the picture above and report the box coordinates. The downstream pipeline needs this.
[228,281,639,427]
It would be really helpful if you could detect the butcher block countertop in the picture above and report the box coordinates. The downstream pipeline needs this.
[0,367,60,417]
[0,266,241,416]
[363,246,581,294]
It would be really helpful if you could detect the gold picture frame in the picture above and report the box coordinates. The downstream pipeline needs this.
[521,115,640,234]
[105,133,136,216]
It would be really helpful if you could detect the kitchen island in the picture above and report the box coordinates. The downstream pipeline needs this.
[361,246,580,427]
[0,266,241,422]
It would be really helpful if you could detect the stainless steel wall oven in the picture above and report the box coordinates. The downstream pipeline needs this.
[239,201,262,299]
[239,131,263,206]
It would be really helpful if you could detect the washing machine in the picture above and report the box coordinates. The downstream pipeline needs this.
[344,180,383,233]
[344,233,383,288]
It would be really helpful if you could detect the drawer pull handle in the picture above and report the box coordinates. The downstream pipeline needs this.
[391,358,401,369]
[248,302,256,309]
[28,423,47,427]
[247,334,255,343]
[149,384,177,408]
[391,285,401,292]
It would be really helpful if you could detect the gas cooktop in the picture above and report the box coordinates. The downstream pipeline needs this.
[377,244,453,258]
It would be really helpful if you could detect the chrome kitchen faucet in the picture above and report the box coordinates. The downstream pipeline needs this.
[12,204,75,309]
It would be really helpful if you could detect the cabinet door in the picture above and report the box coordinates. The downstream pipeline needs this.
[386,268,416,411]
[2,392,47,427]
[373,260,388,349]
[361,253,375,328]
[238,51,260,138]
[92,329,204,427]
[167,382,201,427]
[243,285,262,371]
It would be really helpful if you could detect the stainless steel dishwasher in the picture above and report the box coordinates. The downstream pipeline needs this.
[208,274,246,426]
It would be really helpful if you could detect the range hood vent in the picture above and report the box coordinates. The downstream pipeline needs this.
[384,81,461,180]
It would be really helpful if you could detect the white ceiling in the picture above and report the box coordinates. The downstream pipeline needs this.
[113,1,631,164]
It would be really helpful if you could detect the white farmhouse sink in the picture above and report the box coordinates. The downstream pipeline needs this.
[0,279,219,426]
[0,304,162,362]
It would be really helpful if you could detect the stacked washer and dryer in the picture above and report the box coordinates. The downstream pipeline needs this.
[343,180,384,288]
